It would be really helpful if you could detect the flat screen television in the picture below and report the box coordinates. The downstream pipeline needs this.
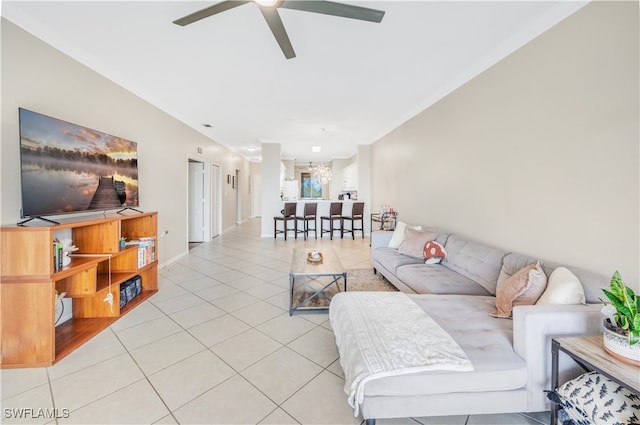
[18,108,139,223]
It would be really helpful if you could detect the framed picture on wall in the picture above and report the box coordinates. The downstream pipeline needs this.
[232,176,235,188]
[227,174,231,184]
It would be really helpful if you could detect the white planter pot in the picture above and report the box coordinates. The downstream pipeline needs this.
[603,319,640,366]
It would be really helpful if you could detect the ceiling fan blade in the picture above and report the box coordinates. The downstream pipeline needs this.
[173,1,250,26]
[259,7,296,59]
[280,1,385,23]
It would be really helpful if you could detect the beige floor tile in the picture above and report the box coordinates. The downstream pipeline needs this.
[257,312,317,344]
[1,383,54,425]
[148,350,235,410]
[264,291,291,310]
[260,269,290,283]
[194,283,239,301]
[147,281,190,303]
[326,358,345,379]
[211,291,261,312]
[231,300,285,327]
[173,375,277,424]
[160,266,205,284]
[299,311,331,325]
[153,415,178,425]
[109,301,165,332]
[48,329,126,380]
[169,302,226,328]
[241,346,323,404]
[50,353,144,411]
[211,328,282,371]
[153,414,179,424]
[175,275,221,292]
[0,367,49,400]
[195,260,233,273]
[225,275,266,290]
[129,331,206,375]
[244,282,288,300]
[258,408,299,424]
[288,326,339,367]
[150,293,205,315]
[188,314,251,347]
[213,269,251,284]
[58,379,168,424]
[114,316,182,351]
[281,370,361,424]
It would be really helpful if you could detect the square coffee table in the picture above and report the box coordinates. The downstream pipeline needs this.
[289,248,347,315]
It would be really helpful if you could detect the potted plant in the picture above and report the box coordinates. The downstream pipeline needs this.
[600,271,640,365]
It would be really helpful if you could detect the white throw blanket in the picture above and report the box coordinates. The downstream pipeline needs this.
[329,292,473,416]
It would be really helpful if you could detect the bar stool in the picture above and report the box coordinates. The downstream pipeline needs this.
[274,202,297,240]
[320,202,344,240]
[295,203,317,240]
[342,202,365,239]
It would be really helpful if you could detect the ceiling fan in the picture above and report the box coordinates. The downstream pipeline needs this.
[173,0,385,59]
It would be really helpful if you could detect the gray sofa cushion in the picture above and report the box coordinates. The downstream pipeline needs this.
[442,235,507,295]
[363,294,527,397]
[372,247,424,274]
[396,264,491,295]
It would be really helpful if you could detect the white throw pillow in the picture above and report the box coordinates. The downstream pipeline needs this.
[536,267,585,305]
[388,221,422,248]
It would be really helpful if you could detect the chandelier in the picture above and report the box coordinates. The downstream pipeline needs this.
[310,162,332,184]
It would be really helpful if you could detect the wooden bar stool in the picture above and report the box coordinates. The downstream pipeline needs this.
[295,203,317,240]
[320,202,344,240]
[274,202,298,240]
[342,202,365,239]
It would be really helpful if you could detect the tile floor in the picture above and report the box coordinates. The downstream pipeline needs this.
[1,218,551,425]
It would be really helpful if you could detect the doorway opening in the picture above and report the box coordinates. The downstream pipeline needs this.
[188,158,221,244]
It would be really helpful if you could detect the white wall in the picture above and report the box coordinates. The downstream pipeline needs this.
[371,2,639,286]
[1,19,251,265]
[260,143,281,237]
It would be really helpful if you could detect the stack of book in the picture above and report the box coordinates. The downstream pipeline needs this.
[53,239,64,271]
[125,237,156,268]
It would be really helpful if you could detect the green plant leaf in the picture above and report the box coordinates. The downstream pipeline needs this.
[602,289,633,320]
[602,272,639,333]
[610,271,625,298]
[624,286,638,317]
[633,313,640,333]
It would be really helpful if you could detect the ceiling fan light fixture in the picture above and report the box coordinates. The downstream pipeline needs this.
[254,0,279,7]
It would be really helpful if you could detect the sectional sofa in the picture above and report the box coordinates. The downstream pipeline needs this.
[329,227,607,424]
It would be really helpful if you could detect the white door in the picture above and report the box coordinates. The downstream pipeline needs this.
[251,175,262,217]
[211,164,220,238]
[235,170,241,224]
[188,161,205,242]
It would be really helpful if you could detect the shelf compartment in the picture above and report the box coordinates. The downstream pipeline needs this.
[55,266,97,297]
[55,288,157,362]
[73,220,119,254]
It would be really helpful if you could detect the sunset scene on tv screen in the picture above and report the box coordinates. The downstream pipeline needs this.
[19,108,139,217]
